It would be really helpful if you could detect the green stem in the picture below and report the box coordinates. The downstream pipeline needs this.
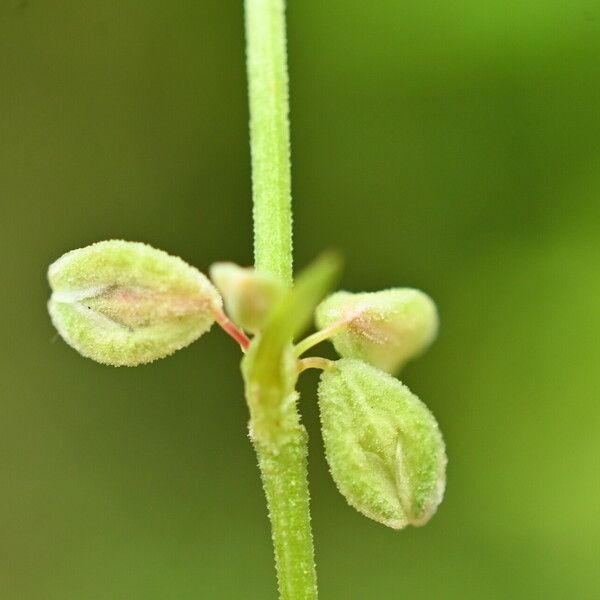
[294,318,352,357]
[298,357,333,373]
[254,407,318,600]
[245,0,293,286]
[245,1,318,599]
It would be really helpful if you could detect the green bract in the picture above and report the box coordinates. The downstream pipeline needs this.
[242,253,342,447]
[210,262,284,333]
[318,358,446,529]
[315,288,438,373]
[48,240,221,366]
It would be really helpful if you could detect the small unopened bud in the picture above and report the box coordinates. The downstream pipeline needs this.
[315,288,438,373]
[47,240,221,366]
[318,359,446,529]
[209,263,283,333]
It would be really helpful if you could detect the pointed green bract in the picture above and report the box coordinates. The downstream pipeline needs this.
[242,252,342,446]
[48,240,221,366]
[315,288,438,373]
[318,359,446,529]
[252,252,342,380]
[210,262,284,333]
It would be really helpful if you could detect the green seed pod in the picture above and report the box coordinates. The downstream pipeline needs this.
[318,358,446,529]
[48,240,221,366]
[209,262,284,333]
[315,288,438,373]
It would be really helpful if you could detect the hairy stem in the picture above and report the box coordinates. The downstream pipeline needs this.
[245,0,318,598]
[253,407,318,600]
[245,0,293,286]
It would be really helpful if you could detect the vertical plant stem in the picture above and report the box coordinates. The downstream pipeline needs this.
[245,0,293,286]
[245,1,318,599]
[254,407,318,600]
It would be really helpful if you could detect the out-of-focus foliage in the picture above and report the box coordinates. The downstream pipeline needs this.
[0,1,598,598]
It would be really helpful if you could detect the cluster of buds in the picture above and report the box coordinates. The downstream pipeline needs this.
[48,240,446,530]
[311,287,445,528]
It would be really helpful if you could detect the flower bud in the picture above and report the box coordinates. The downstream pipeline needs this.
[47,240,221,366]
[315,288,438,373]
[318,359,446,529]
[209,262,283,333]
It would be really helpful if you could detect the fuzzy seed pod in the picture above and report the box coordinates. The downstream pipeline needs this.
[209,262,283,333]
[48,240,221,366]
[315,288,438,373]
[318,359,446,529]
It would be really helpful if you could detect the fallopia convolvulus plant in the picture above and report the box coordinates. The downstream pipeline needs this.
[47,2,447,597]
[48,239,446,531]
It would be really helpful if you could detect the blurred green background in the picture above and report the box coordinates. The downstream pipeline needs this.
[1,1,599,598]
